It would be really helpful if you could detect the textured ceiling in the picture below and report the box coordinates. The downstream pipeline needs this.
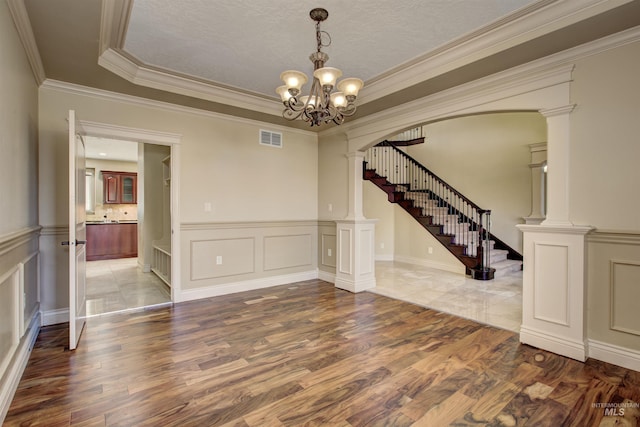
[123,0,535,98]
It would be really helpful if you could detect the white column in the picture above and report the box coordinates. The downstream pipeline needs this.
[345,151,366,220]
[335,151,377,293]
[517,105,592,362]
[540,105,574,226]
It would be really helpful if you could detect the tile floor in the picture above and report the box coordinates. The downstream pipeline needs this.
[86,257,171,317]
[85,258,522,331]
[369,261,523,332]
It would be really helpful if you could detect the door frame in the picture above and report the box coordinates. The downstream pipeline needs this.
[79,120,182,302]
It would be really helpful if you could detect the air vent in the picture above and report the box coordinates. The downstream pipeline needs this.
[260,130,282,148]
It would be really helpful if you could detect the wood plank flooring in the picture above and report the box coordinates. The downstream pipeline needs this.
[5,280,640,426]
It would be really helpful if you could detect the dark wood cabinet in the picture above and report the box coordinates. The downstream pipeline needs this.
[86,223,138,261]
[102,171,137,204]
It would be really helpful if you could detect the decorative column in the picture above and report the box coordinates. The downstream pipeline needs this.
[523,142,547,225]
[335,151,377,293]
[517,105,593,361]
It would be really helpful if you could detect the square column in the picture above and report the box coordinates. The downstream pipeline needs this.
[335,219,377,293]
[517,224,592,361]
[539,105,574,226]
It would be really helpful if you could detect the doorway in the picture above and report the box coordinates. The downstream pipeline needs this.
[83,137,172,316]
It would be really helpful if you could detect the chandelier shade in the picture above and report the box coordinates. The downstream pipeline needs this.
[276,8,363,127]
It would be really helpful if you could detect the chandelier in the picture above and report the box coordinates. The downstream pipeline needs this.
[276,8,363,127]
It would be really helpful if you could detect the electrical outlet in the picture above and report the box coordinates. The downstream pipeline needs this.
[216,255,222,265]
[328,249,332,257]
[380,243,385,249]
[428,247,433,254]
[204,202,212,212]
[328,203,333,212]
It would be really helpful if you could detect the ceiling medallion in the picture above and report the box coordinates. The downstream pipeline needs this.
[276,8,363,127]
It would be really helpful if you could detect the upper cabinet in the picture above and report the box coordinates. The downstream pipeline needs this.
[102,171,137,204]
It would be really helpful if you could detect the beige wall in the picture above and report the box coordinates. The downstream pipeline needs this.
[570,41,640,230]
[317,133,349,220]
[38,85,318,311]
[363,181,395,260]
[0,2,40,419]
[407,113,546,252]
[570,41,640,353]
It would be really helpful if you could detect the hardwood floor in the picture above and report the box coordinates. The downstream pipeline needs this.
[6,280,640,426]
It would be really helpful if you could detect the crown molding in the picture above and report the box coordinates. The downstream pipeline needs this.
[98,48,283,117]
[321,24,640,141]
[99,0,132,55]
[359,0,635,105]
[39,79,316,137]
[97,0,634,118]
[6,0,46,85]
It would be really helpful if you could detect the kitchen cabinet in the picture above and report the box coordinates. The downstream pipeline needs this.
[86,222,138,261]
[102,171,137,204]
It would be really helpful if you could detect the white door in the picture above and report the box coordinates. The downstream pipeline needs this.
[67,110,87,350]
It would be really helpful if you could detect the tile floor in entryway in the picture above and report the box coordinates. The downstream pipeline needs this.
[370,261,523,332]
[86,257,171,317]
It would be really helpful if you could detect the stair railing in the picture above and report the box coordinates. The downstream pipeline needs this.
[364,141,493,275]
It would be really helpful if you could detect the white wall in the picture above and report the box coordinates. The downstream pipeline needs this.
[0,2,41,421]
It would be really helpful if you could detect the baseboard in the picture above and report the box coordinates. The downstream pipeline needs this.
[178,270,320,302]
[318,269,335,284]
[375,254,394,261]
[588,339,640,372]
[0,311,41,424]
[394,255,465,275]
[335,276,376,293]
[42,308,68,326]
[520,326,587,361]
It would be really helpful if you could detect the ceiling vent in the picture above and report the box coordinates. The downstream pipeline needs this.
[260,130,282,148]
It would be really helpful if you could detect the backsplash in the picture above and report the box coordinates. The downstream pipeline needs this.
[87,204,138,222]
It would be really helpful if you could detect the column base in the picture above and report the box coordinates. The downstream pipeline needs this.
[335,219,377,294]
[335,276,376,293]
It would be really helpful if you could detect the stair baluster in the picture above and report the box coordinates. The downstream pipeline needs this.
[363,141,513,280]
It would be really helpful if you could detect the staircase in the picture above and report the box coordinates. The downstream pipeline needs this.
[364,140,522,280]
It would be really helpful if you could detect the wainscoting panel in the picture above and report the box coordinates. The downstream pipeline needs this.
[610,260,640,336]
[0,227,41,423]
[318,221,336,282]
[190,238,255,280]
[338,228,353,275]
[180,221,319,300]
[533,242,569,326]
[264,234,312,271]
[321,233,336,268]
[359,228,374,276]
[587,231,640,370]
[0,269,19,380]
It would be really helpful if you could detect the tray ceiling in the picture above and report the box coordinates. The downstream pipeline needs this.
[122,0,535,98]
